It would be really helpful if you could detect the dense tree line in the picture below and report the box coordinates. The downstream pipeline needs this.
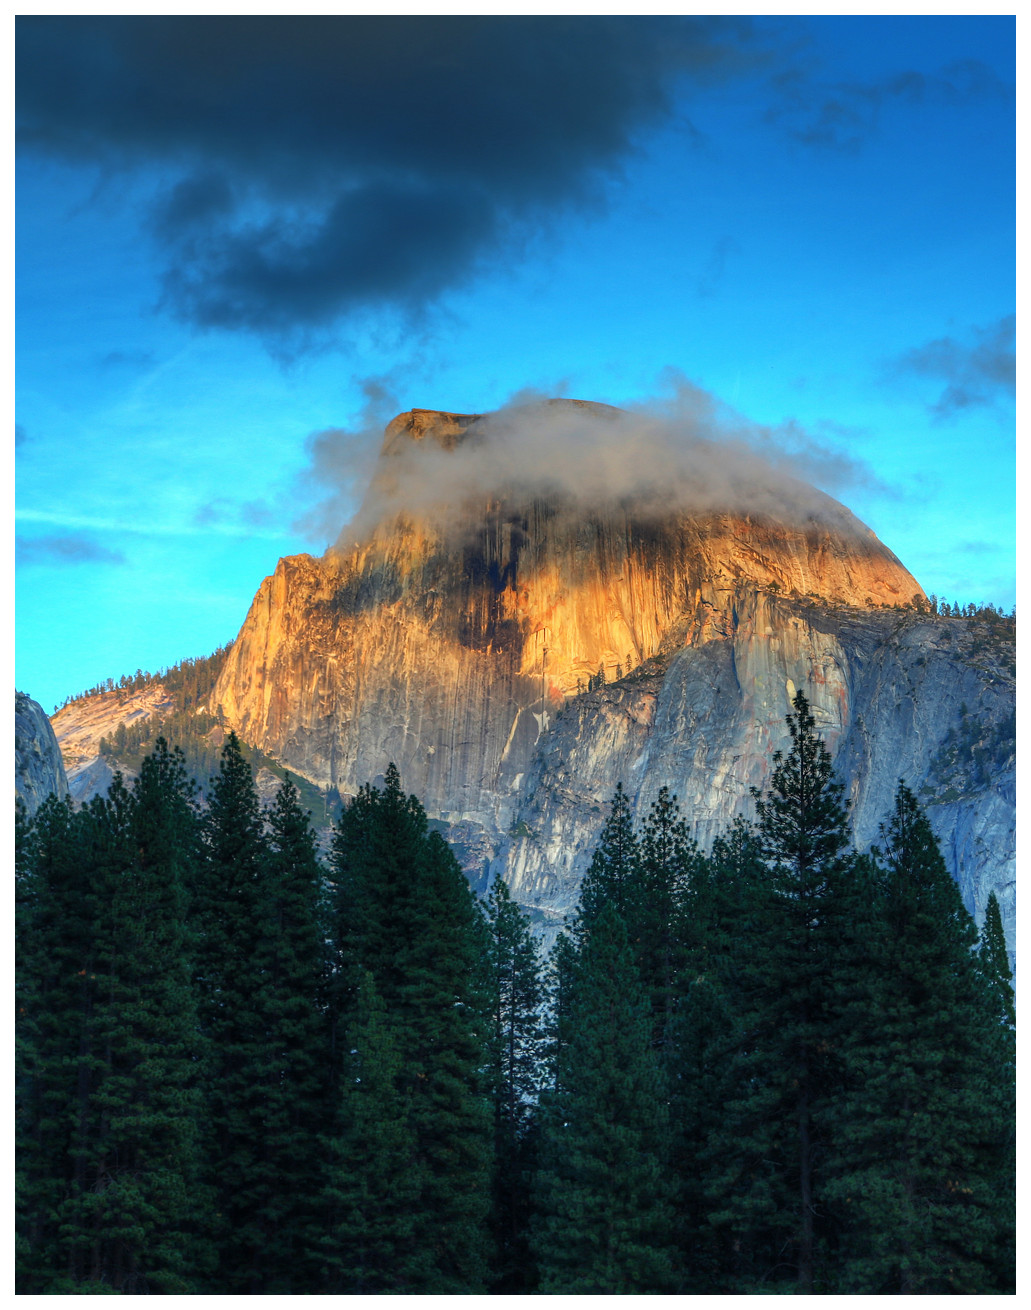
[16,694,1014,1293]
[913,594,1015,623]
[58,645,231,712]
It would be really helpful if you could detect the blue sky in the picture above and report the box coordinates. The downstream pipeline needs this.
[16,14,1015,714]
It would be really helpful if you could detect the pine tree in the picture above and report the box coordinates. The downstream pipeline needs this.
[822,783,1016,1293]
[252,775,330,1292]
[532,901,677,1293]
[576,782,642,941]
[541,928,579,1098]
[977,891,1015,1028]
[324,764,493,1292]
[15,798,44,1287]
[709,690,860,1293]
[672,821,762,1291]
[193,741,331,1294]
[482,876,546,1291]
[15,793,86,1290]
[637,786,697,1053]
[80,742,206,1293]
[17,746,205,1292]
[193,732,269,1291]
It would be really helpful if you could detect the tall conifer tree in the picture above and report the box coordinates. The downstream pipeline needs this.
[575,782,642,940]
[325,764,492,1292]
[196,735,326,1293]
[673,821,762,1291]
[17,746,205,1292]
[532,901,677,1293]
[482,875,546,1290]
[320,970,422,1292]
[637,786,697,1053]
[978,891,1015,1028]
[16,794,82,1290]
[709,691,860,1293]
[15,799,42,1285]
[252,775,329,1291]
[194,732,268,1291]
[822,783,1016,1293]
[84,742,206,1293]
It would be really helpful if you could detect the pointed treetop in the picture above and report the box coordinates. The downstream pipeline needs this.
[978,891,1015,1028]
[752,688,852,882]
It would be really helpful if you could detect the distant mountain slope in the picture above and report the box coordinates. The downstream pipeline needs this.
[48,648,340,826]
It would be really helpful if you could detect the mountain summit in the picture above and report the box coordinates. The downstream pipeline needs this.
[215,401,921,812]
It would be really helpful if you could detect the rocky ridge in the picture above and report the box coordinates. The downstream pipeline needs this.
[48,680,341,840]
[496,596,1015,944]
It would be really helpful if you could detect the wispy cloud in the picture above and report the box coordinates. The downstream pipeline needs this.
[194,497,279,533]
[16,506,285,540]
[887,315,1015,419]
[956,539,1003,557]
[96,348,157,370]
[696,235,740,298]
[764,57,1012,153]
[16,533,127,567]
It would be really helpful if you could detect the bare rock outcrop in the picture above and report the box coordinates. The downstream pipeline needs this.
[50,685,176,803]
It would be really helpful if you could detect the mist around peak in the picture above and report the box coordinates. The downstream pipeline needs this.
[301,375,893,554]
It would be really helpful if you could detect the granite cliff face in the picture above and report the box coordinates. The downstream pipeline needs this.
[211,403,1014,954]
[497,596,1015,952]
[16,692,69,815]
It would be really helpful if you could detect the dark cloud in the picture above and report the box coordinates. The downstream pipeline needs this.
[889,315,1015,419]
[764,56,1012,152]
[16,534,127,567]
[16,15,757,342]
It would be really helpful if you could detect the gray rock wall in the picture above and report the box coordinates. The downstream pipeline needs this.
[15,691,69,815]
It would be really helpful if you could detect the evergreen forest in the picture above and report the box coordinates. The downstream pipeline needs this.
[16,692,1015,1294]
